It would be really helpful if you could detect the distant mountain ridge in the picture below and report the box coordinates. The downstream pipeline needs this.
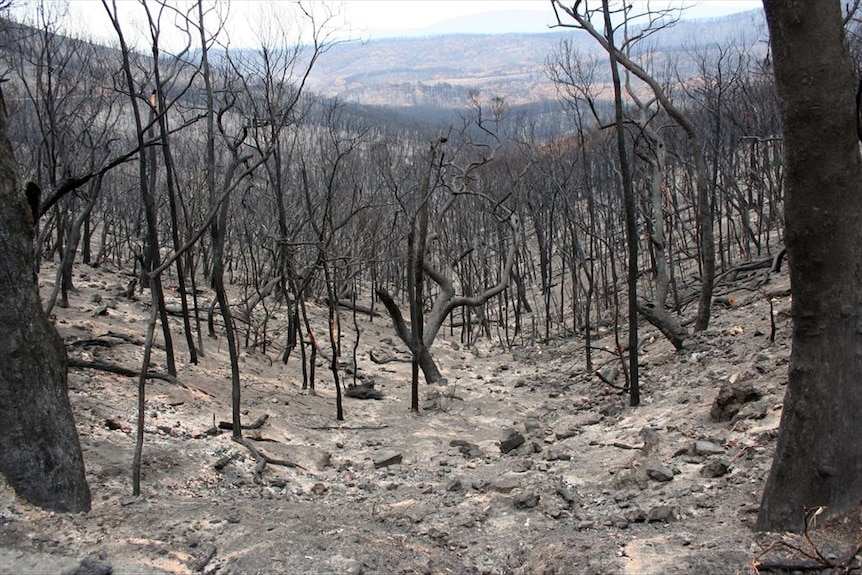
[307,9,766,109]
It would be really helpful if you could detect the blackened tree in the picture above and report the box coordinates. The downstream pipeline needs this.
[757,0,862,532]
[0,86,91,513]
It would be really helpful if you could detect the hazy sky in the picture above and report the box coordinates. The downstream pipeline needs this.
[21,0,764,48]
[342,0,762,37]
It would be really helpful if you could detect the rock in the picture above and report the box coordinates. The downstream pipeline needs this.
[105,417,126,431]
[647,505,677,523]
[327,555,364,575]
[555,483,582,507]
[446,478,463,492]
[311,482,329,495]
[492,477,521,493]
[499,429,525,454]
[640,427,661,456]
[545,447,571,461]
[625,507,647,523]
[701,459,730,478]
[91,305,109,317]
[69,557,113,575]
[554,413,602,439]
[545,503,564,519]
[344,382,384,400]
[449,439,482,459]
[373,452,403,469]
[710,379,762,422]
[600,403,623,417]
[524,416,542,435]
[513,490,540,509]
[0,550,95,575]
[694,440,725,456]
[644,461,674,482]
[383,500,432,523]
[611,466,649,491]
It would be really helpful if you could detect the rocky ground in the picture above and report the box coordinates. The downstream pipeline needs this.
[1,262,859,574]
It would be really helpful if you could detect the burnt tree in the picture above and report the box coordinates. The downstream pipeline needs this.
[0,87,91,513]
[757,0,862,532]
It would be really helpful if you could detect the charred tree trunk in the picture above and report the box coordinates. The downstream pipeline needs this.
[0,88,91,513]
[603,0,639,406]
[757,0,862,532]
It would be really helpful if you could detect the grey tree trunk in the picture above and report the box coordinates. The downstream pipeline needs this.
[757,0,862,532]
[0,88,91,513]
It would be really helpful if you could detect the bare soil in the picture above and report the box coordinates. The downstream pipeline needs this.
[1,262,859,574]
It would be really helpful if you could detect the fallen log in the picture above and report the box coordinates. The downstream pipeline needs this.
[217,413,269,431]
[67,358,177,383]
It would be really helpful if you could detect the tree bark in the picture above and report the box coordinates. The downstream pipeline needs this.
[603,0,639,406]
[757,0,862,532]
[0,87,91,513]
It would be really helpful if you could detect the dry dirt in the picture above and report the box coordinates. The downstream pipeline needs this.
[1,262,859,575]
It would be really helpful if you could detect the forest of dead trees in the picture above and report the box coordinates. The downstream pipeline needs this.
[0,1,858,422]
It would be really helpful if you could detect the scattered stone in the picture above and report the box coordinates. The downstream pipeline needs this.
[625,507,647,523]
[546,505,564,519]
[491,477,521,493]
[524,416,542,435]
[545,447,571,461]
[694,440,725,456]
[701,459,730,478]
[67,557,113,575]
[91,305,109,317]
[450,439,482,459]
[345,382,384,400]
[640,427,661,456]
[499,429,526,454]
[611,466,649,491]
[382,500,432,523]
[644,461,674,482]
[554,413,602,440]
[710,379,762,422]
[555,483,582,507]
[374,452,403,469]
[105,417,126,431]
[512,458,533,472]
[513,490,540,509]
[311,482,329,495]
[647,505,677,523]
[213,455,232,470]
[599,403,623,417]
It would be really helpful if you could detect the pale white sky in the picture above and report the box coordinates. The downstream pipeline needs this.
[12,0,763,49]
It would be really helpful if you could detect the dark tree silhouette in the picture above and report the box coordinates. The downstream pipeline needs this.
[757,0,862,532]
[0,87,91,513]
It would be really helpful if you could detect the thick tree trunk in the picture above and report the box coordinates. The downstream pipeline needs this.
[0,88,91,513]
[376,287,443,384]
[757,0,862,532]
